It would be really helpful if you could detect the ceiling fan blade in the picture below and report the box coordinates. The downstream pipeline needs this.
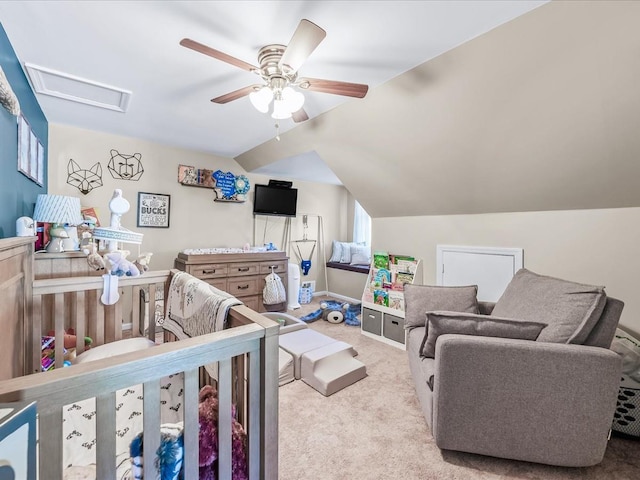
[292,108,309,123]
[211,85,260,104]
[298,77,369,98]
[279,19,326,73]
[180,38,258,73]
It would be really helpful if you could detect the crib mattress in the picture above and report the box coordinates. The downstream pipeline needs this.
[279,347,295,386]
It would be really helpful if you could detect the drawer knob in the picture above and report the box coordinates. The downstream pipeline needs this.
[391,320,399,326]
[368,314,375,319]
[238,267,250,272]
[202,269,216,274]
[238,284,250,290]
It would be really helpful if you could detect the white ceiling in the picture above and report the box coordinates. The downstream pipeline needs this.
[0,0,546,184]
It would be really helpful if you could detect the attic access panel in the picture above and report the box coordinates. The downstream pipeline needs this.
[436,245,524,302]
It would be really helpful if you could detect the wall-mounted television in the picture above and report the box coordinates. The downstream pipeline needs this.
[253,183,298,217]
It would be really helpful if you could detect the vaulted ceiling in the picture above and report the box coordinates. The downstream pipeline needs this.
[0,1,546,185]
[237,1,640,218]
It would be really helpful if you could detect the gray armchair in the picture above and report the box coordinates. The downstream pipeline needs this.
[406,270,624,467]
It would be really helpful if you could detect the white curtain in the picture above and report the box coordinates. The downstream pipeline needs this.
[353,200,371,245]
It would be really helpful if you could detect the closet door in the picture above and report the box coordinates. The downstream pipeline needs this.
[436,245,523,302]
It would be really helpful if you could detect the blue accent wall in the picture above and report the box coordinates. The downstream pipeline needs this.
[0,23,47,238]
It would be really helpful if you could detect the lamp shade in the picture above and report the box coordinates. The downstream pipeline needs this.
[32,194,83,226]
[249,86,274,113]
[281,87,305,113]
[271,99,293,120]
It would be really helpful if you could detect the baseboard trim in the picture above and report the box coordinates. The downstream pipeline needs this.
[313,290,361,304]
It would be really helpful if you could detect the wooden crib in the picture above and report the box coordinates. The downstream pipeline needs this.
[0,237,279,479]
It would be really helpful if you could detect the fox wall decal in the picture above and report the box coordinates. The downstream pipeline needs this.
[67,159,103,195]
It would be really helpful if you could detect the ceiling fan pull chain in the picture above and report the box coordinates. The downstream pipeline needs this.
[275,122,281,141]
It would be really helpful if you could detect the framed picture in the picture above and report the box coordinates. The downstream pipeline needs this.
[17,113,44,185]
[137,192,170,228]
[29,129,37,180]
[36,140,44,185]
[17,114,30,176]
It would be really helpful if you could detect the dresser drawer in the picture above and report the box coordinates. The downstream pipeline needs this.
[204,278,228,291]
[189,263,228,279]
[260,260,288,275]
[228,262,260,277]
[227,276,261,296]
[242,295,260,312]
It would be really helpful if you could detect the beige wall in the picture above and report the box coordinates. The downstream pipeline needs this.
[47,123,348,292]
[373,208,640,336]
[327,268,368,302]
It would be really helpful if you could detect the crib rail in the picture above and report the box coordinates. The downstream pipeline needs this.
[30,270,171,374]
[0,303,280,480]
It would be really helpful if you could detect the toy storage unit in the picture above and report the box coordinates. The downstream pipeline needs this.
[361,252,422,350]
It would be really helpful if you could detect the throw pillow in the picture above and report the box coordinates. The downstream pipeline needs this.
[350,244,371,265]
[403,284,479,330]
[328,240,342,263]
[339,241,355,263]
[491,268,606,344]
[420,311,547,358]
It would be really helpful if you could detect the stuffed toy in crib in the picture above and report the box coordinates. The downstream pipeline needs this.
[299,300,361,326]
[198,385,248,480]
[129,385,248,480]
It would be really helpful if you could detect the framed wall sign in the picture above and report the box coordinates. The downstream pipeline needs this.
[137,192,170,228]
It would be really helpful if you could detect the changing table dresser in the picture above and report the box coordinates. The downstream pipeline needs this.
[174,250,288,312]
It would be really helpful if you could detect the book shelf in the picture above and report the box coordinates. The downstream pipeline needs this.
[361,252,422,349]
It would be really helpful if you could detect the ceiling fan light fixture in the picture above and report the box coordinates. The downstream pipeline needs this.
[281,86,305,113]
[271,99,293,120]
[249,86,273,113]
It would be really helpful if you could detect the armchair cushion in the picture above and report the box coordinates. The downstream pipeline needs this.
[404,284,479,330]
[492,268,606,344]
[421,311,546,358]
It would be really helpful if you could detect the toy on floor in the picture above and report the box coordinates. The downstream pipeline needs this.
[299,300,362,326]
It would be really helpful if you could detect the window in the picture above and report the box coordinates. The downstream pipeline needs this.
[353,200,371,246]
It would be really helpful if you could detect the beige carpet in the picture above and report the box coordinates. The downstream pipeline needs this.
[278,297,640,480]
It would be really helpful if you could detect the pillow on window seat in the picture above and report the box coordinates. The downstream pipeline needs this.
[420,311,547,358]
[350,244,371,265]
[328,240,343,263]
[403,284,479,330]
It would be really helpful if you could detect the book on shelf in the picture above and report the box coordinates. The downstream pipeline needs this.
[388,291,404,311]
[373,252,390,269]
[373,289,389,307]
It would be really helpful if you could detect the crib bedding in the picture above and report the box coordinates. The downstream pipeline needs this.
[63,337,184,472]
[62,373,184,471]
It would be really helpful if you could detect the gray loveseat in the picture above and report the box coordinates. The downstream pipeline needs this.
[405,268,624,467]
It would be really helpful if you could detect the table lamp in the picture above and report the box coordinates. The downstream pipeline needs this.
[32,194,84,253]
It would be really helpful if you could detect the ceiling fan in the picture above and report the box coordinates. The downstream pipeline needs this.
[180,19,369,124]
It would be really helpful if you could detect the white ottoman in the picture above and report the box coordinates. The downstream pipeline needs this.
[278,348,295,386]
[279,329,337,379]
[301,342,367,396]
